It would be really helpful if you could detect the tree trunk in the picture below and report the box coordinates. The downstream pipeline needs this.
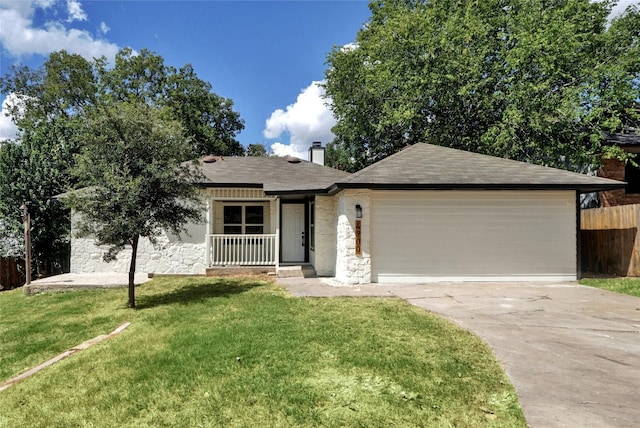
[128,235,139,308]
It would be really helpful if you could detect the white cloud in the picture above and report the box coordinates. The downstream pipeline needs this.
[99,22,110,35]
[263,81,336,159]
[66,0,87,22]
[341,42,358,52]
[269,142,301,158]
[0,0,119,61]
[0,94,22,142]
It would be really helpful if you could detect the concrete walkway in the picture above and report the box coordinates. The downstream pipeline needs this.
[278,278,640,428]
[26,272,151,293]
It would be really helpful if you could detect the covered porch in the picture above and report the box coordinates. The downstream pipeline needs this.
[203,188,314,275]
[207,233,278,266]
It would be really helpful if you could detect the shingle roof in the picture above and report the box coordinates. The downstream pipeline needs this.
[195,156,350,194]
[605,131,640,146]
[334,143,625,193]
[195,144,624,194]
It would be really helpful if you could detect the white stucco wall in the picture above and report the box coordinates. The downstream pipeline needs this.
[334,189,371,284]
[311,195,337,276]
[70,215,207,275]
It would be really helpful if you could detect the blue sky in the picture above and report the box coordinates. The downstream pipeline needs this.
[1,1,636,158]
[0,0,371,158]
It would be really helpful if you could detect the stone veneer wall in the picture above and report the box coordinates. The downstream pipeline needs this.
[70,214,207,275]
[334,189,371,284]
[311,195,337,276]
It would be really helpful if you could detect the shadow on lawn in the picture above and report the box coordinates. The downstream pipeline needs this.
[135,278,264,309]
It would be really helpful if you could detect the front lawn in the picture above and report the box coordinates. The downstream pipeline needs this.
[0,277,525,427]
[579,277,640,297]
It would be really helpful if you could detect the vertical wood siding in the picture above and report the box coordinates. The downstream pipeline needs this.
[0,257,22,289]
[581,204,640,276]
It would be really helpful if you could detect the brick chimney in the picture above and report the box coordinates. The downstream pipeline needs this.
[308,141,325,166]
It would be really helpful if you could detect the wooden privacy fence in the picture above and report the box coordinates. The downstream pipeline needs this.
[581,204,640,277]
[0,257,23,289]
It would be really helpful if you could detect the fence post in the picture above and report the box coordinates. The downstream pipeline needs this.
[20,205,31,291]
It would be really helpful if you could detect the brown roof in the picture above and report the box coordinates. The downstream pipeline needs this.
[195,156,350,194]
[334,143,625,193]
[195,144,624,195]
[605,131,640,146]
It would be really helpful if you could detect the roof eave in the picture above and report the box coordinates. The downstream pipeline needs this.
[196,183,343,195]
[264,187,336,196]
[574,184,627,193]
[334,182,627,193]
[196,182,264,189]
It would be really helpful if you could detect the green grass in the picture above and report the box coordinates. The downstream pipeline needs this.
[580,277,640,297]
[0,277,525,427]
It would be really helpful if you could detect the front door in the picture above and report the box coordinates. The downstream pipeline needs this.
[281,204,305,262]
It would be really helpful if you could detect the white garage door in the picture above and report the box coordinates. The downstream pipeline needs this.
[371,190,577,283]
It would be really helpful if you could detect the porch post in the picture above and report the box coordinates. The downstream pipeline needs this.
[205,196,212,267]
[275,197,280,273]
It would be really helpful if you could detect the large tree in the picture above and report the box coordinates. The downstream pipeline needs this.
[0,48,244,283]
[0,51,90,276]
[104,49,245,156]
[245,143,269,157]
[324,0,640,172]
[66,102,203,308]
[0,137,74,276]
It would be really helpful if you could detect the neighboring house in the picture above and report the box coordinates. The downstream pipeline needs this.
[599,130,640,206]
[71,143,623,284]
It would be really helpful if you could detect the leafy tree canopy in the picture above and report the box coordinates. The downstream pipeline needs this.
[324,0,640,172]
[245,143,269,157]
[65,102,203,307]
[1,48,245,161]
[0,134,73,275]
[0,48,243,285]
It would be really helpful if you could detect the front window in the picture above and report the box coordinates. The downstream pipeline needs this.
[224,205,264,234]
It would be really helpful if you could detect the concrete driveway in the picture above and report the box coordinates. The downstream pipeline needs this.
[278,279,640,428]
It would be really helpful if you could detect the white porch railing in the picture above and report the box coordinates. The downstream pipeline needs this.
[207,234,277,266]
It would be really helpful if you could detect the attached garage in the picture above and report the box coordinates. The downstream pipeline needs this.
[332,143,626,284]
[370,190,577,282]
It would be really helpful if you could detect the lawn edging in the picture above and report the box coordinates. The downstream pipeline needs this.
[0,322,130,392]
